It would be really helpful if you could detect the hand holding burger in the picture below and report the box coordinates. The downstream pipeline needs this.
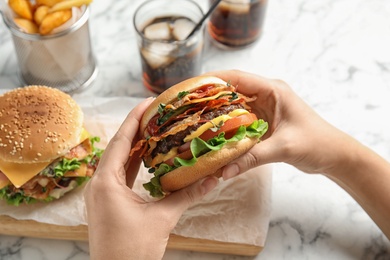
[84,98,218,260]
[130,75,268,197]
[0,86,103,205]
[84,70,390,258]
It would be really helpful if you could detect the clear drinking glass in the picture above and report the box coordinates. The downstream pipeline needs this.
[208,0,268,49]
[133,0,205,94]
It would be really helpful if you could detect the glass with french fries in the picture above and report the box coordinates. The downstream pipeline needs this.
[1,0,98,93]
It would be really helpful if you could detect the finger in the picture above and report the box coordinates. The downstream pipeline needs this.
[204,70,280,126]
[157,176,219,219]
[97,97,154,179]
[204,70,275,96]
[124,129,146,187]
[222,138,282,180]
[125,150,143,188]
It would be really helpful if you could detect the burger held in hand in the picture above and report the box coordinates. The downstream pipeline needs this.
[131,76,268,197]
[0,86,103,205]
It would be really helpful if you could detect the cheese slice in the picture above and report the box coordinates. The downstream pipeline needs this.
[0,159,50,188]
[183,109,249,142]
[0,128,90,188]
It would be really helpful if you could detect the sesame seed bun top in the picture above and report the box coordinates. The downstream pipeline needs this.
[0,86,84,164]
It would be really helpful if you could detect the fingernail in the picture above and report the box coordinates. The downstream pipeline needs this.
[201,177,218,195]
[222,164,239,181]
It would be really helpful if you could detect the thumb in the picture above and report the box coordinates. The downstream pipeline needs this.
[158,176,219,218]
[222,138,280,180]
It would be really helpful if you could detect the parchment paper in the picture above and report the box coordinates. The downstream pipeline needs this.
[0,96,272,247]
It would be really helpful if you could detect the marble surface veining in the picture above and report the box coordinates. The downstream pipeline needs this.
[1,0,390,259]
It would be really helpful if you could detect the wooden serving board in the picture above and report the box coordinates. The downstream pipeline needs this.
[0,215,262,256]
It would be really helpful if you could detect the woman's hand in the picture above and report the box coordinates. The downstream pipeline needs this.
[84,98,218,260]
[207,70,357,179]
[210,70,390,239]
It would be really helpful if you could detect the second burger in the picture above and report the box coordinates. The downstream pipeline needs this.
[0,86,103,205]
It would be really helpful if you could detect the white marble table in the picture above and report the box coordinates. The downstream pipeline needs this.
[1,0,390,259]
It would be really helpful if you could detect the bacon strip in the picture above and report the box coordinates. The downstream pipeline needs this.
[169,84,236,109]
[64,138,92,160]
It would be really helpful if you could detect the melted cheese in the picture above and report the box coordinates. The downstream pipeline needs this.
[0,128,90,188]
[79,128,90,143]
[150,147,178,167]
[184,109,249,142]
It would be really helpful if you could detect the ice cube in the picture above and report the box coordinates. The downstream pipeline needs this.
[143,21,172,40]
[141,43,175,69]
[172,18,195,41]
[219,0,250,14]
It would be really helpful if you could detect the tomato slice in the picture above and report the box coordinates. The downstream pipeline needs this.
[199,113,258,141]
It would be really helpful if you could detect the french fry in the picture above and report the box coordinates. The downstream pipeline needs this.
[34,5,50,26]
[39,9,72,35]
[49,0,92,13]
[10,0,93,35]
[9,0,33,20]
[36,0,64,7]
[14,18,39,34]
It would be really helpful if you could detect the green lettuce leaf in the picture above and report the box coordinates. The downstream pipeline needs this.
[143,119,268,197]
[0,187,36,206]
[54,158,81,177]
[82,136,104,166]
[143,164,173,197]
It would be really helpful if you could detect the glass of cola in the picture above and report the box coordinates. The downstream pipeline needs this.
[133,0,205,94]
[208,0,268,49]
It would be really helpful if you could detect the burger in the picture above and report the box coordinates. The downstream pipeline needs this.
[130,76,268,197]
[0,86,103,205]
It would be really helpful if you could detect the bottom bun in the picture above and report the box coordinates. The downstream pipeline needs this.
[160,137,259,192]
